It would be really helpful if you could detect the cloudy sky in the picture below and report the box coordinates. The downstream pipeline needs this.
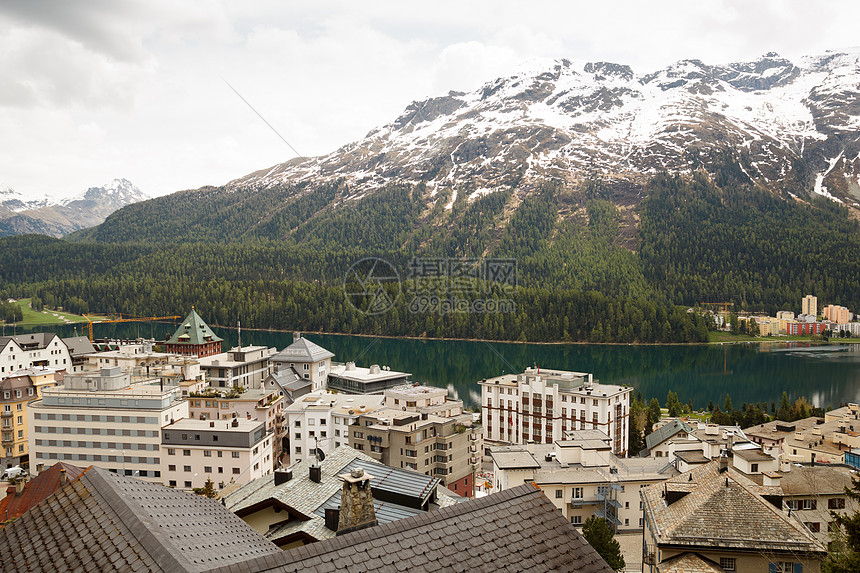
[2,0,859,200]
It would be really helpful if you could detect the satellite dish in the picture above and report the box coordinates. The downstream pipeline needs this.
[316,448,326,462]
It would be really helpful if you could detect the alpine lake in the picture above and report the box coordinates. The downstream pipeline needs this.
[15,321,860,412]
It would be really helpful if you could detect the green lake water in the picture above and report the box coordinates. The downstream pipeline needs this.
[14,321,860,411]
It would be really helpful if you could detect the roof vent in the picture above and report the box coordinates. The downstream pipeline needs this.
[231,418,239,427]
[369,365,380,375]
[274,469,293,486]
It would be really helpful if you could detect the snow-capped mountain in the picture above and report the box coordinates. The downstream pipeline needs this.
[230,50,860,208]
[0,179,149,238]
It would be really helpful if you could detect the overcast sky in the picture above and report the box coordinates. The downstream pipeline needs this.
[2,0,859,200]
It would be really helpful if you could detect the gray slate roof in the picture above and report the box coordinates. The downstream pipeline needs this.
[0,466,283,572]
[271,336,334,363]
[219,484,612,573]
[61,335,95,357]
[645,419,694,450]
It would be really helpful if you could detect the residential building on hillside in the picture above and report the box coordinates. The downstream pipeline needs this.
[0,368,62,468]
[641,461,827,573]
[802,294,818,318]
[224,445,457,549]
[490,430,677,532]
[270,333,333,392]
[480,367,631,456]
[197,345,276,389]
[163,308,223,358]
[646,420,752,460]
[28,367,189,481]
[62,336,95,373]
[263,365,312,406]
[161,417,272,490]
[786,321,828,335]
[348,402,480,496]
[832,322,860,337]
[384,384,465,418]
[0,333,70,379]
[328,362,412,394]
[777,464,860,545]
[283,392,385,464]
[823,304,851,324]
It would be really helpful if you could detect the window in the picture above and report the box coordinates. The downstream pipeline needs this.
[829,498,846,510]
[231,451,240,458]
[167,448,175,456]
[204,466,212,473]
[772,563,796,573]
[203,450,211,457]
[751,463,759,473]
[719,557,735,571]
[169,480,177,487]
[805,522,820,532]
[572,487,583,499]
[184,465,191,472]
[168,465,176,471]
[555,489,563,499]
[232,468,240,474]
[183,450,191,456]
[802,499,817,510]
[184,481,192,488]
[294,421,301,428]
[571,515,582,525]
[335,429,341,437]
[218,467,223,473]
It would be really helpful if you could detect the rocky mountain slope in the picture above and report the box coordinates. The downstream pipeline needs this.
[0,179,149,237]
[232,50,860,209]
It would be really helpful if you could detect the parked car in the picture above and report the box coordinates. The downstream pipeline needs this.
[1,466,26,480]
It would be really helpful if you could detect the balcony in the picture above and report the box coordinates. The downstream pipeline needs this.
[1,411,12,418]
[469,433,478,441]
[569,498,599,507]
[1,435,14,445]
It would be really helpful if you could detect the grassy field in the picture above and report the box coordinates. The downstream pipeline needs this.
[13,298,108,326]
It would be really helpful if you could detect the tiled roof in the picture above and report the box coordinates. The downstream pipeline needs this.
[641,461,826,555]
[657,552,723,573]
[225,446,443,543]
[0,466,283,572]
[223,484,613,573]
[0,462,85,525]
[645,420,694,450]
[779,465,857,496]
[166,309,223,345]
[271,337,334,363]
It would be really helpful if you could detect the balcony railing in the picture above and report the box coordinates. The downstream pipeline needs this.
[1,411,12,418]
[569,498,600,507]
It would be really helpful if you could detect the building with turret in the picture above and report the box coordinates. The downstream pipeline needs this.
[163,309,223,358]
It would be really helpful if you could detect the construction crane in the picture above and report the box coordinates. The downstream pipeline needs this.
[82,314,181,342]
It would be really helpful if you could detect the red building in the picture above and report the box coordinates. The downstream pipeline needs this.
[786,322,828,336]
[163,308,223,358]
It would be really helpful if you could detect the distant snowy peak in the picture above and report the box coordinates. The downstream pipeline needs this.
[0,178,150,238]
[229,49,860,209]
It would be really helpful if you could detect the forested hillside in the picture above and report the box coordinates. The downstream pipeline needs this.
[5,172,860,343]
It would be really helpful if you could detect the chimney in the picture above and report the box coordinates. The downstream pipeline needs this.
[293,332,301,343]
[14,480,25,496]
[336,468,377,535]
[325,507,340,531]
[718,450,729,474]
[274,469,293,486]
[310,465,322,483]
[811,453,815,467]
[60,468,67,485]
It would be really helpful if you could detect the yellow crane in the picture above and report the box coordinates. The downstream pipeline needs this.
[82,314,181,342]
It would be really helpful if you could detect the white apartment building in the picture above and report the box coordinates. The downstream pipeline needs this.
[28,367,189,481]
[198,345,277,389]
[480,367,632,456]
[161,417,272,490]
[490,430,676,532]
[270,334,334,392]
[0,333,71,379]
[283,392,385,464]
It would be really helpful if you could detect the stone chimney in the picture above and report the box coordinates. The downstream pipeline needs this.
[336,468,377,536]
[60,468,67,485]
[293,332,302,343]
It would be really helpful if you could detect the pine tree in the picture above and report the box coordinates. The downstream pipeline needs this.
[192,477,218,499]
[582,516,625,571]
[824,474,860,572]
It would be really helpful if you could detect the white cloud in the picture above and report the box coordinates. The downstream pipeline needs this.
[1,0,859,200]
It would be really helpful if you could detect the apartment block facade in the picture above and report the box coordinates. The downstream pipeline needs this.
[480,367,631,456]
[0,333,71,378]
[161,417,272,490]
[198,345,276,389]
[28,368,189,481]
